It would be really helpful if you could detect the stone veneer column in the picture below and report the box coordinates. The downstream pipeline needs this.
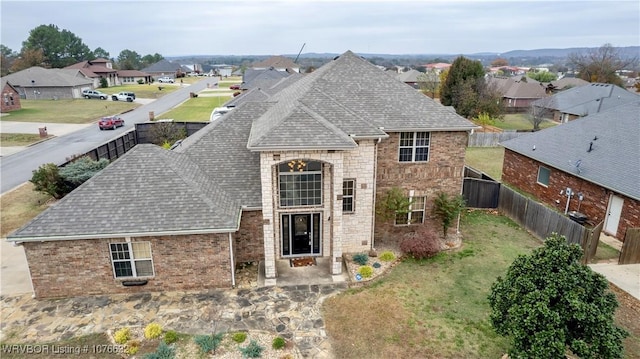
[330,158,344,274]
[259,153,277,279]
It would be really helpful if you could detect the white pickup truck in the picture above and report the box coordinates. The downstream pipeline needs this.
[111,92,136,102]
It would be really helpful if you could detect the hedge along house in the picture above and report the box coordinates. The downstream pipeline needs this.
[7,51,476,298]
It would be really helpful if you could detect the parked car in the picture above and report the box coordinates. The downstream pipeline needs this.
[111,92,136,102]
[82,89,108,100]
[229,84,241,90]
[157,77,175,83]
[98,116,125,130]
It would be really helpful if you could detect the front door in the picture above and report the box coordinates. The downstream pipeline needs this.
[281,213,321,256]
[604,194,624,236]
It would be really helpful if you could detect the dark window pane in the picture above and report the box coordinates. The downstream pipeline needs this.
[113,261,132,277]
[399,148,413,162]
[415,147,429,161]
[343,197,353,212]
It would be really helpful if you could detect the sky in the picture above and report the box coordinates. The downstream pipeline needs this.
[1,0,639,57]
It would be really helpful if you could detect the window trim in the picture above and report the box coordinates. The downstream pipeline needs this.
[394,192,426,226]
[536,166,550,187]
[342,179,356,213]
[398,132,430,163]
[109,241,155,279]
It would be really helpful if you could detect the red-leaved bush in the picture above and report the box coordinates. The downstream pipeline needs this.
[400,226,441,259]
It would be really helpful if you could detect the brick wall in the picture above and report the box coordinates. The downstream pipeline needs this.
[374,131,468,240]
[502,149,639,240]
[1,85,21,112]
[23,233,233,299]
[234,209,264,263]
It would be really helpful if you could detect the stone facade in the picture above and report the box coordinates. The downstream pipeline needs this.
[502,149,639,241]
[374,131,468,240]
[1,83,21,112]
[23,233,233,299]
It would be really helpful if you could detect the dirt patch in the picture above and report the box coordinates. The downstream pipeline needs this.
[610,284,640,358]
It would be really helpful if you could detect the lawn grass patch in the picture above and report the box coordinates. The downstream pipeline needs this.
[107,84,177,99]
[591,241,621,263]
[0,100,138,124]
[465,147,504,180]
[323,210,542,358]
[0,133,50,147]
[494,114,556,131]
[0,183,52,238]
[158,96,231,122]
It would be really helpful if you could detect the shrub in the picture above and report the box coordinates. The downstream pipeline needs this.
[113,327,130,345]
[194,333,223,354]
[137,79,144,84]
[379,251,396,262]
[432,192,465,238]
[239,340,264,358]
[400,227,441,259]
[352,253,368,265]
[231,331,247,343]
[164,330,179,344]
[358,265,374,278]
[372,262,381,269]
[143,341,175,359]
[125,340,140,355]
[30,163,68,199]
[272,336,286,350]
[59,157,110,189]
[144,323,163,339]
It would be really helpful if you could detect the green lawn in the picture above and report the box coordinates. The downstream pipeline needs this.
[157,96,232,122]
[0,99,138,124]
[493,114,556,131]
[0,133,50,146]
[465,147,504,180]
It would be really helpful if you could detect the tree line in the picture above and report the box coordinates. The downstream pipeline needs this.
[0,24,164,76]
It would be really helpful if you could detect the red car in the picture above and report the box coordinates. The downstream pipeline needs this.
[229,84,241,90]
[98,116,125,130]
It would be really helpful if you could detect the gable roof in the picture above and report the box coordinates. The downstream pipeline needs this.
[247,51,476,150]
[1,66,92,87]
[252,55,298,69]
[533,83,640,116]
[489,76,548,99]
[502,101,640,200]
[142,59,188,73]
[396,69,423,83]
[8,145,242,242]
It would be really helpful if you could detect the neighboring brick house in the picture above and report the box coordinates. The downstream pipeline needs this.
[1,66,93,99]
[501,101,640,242]
[488,76,549,113]
[0,79,21,112]
[142,60,191,80]
[7,51,476,298]
[65,58,119,87]
[532,82,640,123]
[251,55,300,73]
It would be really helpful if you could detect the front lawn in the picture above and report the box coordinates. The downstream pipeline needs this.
[0,100,138,124]
[157,96,232,122]
[0,133,50,147]
[493,114,556,131]
[465,147,504,180]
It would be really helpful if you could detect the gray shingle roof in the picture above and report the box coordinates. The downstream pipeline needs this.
[501,101,640,200]
[248,51,475,150]
[533,83,640,116]
[8,145,241,241]
[1,66,92,87]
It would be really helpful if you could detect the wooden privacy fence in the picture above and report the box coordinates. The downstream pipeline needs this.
[62,130,137,166]
[497,186,602,262]
[135,121,208,144]
[463,178,500,208]
[619,228,640,264]
[468,130,523,147]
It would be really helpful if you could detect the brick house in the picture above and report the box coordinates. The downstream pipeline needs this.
[7,51,476,298]
[501,101,640,242]
[1,79,21,112]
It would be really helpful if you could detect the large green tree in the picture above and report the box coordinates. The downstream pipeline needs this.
[568,43,638,87]
[440,56,502,119]
[488,233,627,358]
[93,47,110,60]
[0,45,17,75]
[22,24,92,68]
[141,53,164,68]
[117,49,142,70]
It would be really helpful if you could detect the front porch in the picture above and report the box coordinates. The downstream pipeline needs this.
[255,258,348,287]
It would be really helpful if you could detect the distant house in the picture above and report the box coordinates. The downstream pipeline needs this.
[489,76,549,112]
[423,62,451,74]
[501,101,640,242]
[64,58,119,87]
[142,60,191,80]
[251,56,300,73]
[117,70,153,84]
[0,66,93,100]
[0,79,21,112]
[544,77,589,92]
[8,51,477,299]
[206,64,234,77]
[396,69,424,89]
[532,83,640,123]
[241,68,298,90]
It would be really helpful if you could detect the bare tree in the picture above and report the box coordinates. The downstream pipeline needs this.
[418,69,440,99]
[528,96,555,131]
[568,43,638,86]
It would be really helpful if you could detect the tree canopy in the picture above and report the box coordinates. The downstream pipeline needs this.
[22,24,93,68]
[488,233,627,358]
[568,43,638,86]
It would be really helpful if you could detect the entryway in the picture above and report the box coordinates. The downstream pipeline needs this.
[281,213,321,256]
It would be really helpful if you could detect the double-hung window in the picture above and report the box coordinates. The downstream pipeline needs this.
[395,195,426,225]
[399,132,430,162]
[110,242,154,278]
[279,160,322,207]
[537,166,550,186]
[342,179,355,213]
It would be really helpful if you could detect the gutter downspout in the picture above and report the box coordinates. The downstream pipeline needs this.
[371,137,382,250]
[228,233,236,288]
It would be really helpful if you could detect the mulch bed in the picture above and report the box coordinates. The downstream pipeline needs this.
[290,257,316,267]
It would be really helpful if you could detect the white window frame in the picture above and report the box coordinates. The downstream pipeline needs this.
[109,241,155,278]
[395,191,426,225]
[537,166,550,187]
[278,160,323,207]
[342,179,355,213]
[398,132,430,162]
